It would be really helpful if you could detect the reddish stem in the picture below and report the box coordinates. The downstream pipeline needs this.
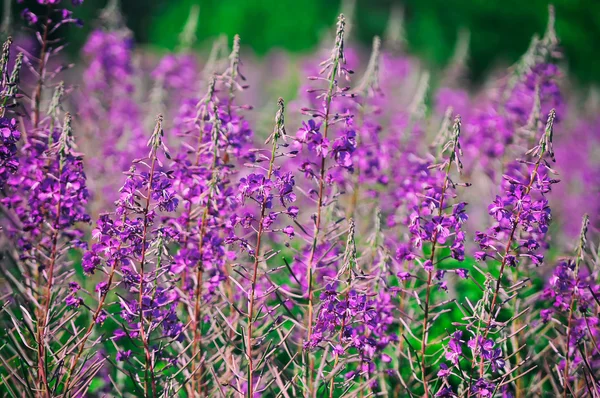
[478,158,543,378]
[420,160,452,397]
[247,138,277,398]
[37,154,66,397]
[137,153,159,397]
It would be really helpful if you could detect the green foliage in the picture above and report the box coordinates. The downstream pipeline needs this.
[9,0,600,84]
[146,0,600,85]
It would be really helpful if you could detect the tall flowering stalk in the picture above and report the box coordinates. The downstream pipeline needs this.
[561,215,589,397]
[149,10,199,126]
[477,109,557,349]
[326,218,357,397]
[246,97,285,397]
[539,215,600,396]
[167,34,252,394]
[80,115,182,396]
[0,111,90,396]
[168,78,219,395]
[78,9,148,210]
[387,111,468,395]
[229,97,297,395]
[188,101,222,394]
[441,109,560,396]
[0,36,21,186]
[416,116,467,396]
[347,36,383,219]
[296,14,354,393]
[136,117,164,396]
[305,13,347,332]
[0,5,88,395]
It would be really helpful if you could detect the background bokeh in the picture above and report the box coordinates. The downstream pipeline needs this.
[8,0,599,86]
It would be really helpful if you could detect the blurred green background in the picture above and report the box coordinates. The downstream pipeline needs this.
[12,0,600,85]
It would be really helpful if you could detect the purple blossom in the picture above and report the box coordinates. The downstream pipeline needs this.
[446,331,463,365]
[21,9,38,25]
[0,118,20,186]
[116,350,132,361]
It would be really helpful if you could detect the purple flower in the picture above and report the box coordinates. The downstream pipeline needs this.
[116,350,132,361]
[423,260,434,272]
[446,331,463,365]
[113,329,127,341]
[21,9,38,25]
[283,225,295,238]
[456,268,469,279]
[96,310,107,324]
[82,251,100,274]
[395,244,415,262]
[435,387,456,397]
[0,118,20,186]
[488,196,506,221]
[95,281,109,295]
[471,379,495,397]
[489,348,505,372]
[437,363,451,378]
[65,294,82,308]
[397,271,411,281]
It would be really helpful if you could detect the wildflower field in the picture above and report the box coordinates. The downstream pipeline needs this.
[0,1,599,397]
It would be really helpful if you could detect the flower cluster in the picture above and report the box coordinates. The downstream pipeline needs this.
[0,117,20,186]
[475,110,558,268]
[0,38,22,186]
[21,1,84,29]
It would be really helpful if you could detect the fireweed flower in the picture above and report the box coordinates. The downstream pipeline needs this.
[309,217,398,395]
[21,0,84,129]
[450,8,561,187]
[395,115,468,397]
[553,115,600,236]
[474,110,558,274]
[504,8,561,130]
[0,39,22,187]
[152,53,198,101]
[1,113,91,395]
[76,116,183,396]
[540,215,600,396]
[170,35,231,144]
[0,116,20,187]
[226,98,299,397]
[295,12,352,308]
[382,72,432,233]
[446,109,560,393]
[287,14,365,395]
[165,35,253,394]
[0,6,90,395]
[171,97,238,393]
